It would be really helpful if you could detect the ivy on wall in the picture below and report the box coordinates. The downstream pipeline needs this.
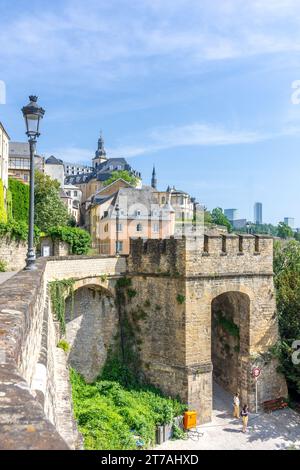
[216,311,240,338]
[49,278,75,333]
[8,178,29,222]
[0,180,7,224]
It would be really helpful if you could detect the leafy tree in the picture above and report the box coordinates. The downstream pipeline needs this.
[203,207,212,225]
[34,171,70,232]
[274,240,300,395]
[277,222,294,239]
[103,170,139,188]
[211,207,232,232]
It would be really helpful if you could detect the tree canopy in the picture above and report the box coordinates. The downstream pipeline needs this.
[210,207,232,232]
[34,171,70,232]
[103,170,139,188]
[277,222,294,240]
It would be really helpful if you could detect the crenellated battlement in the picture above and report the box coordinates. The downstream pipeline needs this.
[128,235,274,277]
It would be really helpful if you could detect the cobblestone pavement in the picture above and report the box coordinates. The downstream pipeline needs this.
[156,383,300,450]
[0,272,17,285]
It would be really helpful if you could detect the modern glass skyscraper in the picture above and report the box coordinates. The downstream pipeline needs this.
[284,217,295,228]
[254,202,263,225]
[224,208,237,222]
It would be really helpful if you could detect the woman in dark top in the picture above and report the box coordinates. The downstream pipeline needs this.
[241,404,249,433]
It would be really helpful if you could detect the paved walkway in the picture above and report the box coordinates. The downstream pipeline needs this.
[0,272,17,285]
[156,383,300,450]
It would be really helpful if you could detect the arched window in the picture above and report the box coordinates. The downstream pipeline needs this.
[136,223,143,232]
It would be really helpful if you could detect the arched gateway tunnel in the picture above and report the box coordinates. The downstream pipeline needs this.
[0,235,287,449]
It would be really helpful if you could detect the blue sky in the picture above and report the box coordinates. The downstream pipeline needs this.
[1,0,300,225]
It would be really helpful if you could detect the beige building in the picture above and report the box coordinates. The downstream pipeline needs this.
[0,122,9,199]
[89,181,175,255]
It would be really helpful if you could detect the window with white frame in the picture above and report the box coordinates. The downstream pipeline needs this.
[136,223,143,232]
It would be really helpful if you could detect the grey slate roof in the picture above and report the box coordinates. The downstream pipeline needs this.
[9,142,30,157]
[45,155,64,165]
[65,157,141,185]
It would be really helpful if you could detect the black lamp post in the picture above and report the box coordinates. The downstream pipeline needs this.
[22,96,45,270]
[115,203,120,256]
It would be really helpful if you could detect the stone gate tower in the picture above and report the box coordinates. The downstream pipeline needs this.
[127,235,287,423]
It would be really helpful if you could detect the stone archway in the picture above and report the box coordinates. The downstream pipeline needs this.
[64,281,119,383]
[211,291,250,396]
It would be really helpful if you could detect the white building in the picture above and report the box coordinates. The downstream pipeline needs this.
[62,184,82,224]
[44,156,65,187]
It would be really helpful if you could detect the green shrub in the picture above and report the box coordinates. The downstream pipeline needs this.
[70,369,186,450]
[176,294,185,304]
[127,289,137,299]
[116,277,132,288]
[57,339,70,352]
[217,311,240,338]
[0,220,40,243]
[48,226,91,255]
[0,260,7,272]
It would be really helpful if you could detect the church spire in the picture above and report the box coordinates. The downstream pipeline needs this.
[93,131,107,168]
[151,165,157,189]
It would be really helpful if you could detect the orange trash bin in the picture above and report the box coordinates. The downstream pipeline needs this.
[183,411,197,430]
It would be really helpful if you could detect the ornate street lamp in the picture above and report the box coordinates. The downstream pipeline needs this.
[115,203,120,256]
[22,96,45,270]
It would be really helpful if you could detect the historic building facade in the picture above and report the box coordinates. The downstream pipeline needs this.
[8,142,44,184]
[89,180,175,255]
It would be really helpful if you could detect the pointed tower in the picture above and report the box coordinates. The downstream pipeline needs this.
[151,165,157,189]
[93,131,107,168]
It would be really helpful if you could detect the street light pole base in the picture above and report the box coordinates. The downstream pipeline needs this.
[25,252,37,271]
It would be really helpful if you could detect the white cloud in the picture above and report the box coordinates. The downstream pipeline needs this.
[108,122,269,158]
[2,0,300,90]
[44,147,93,165]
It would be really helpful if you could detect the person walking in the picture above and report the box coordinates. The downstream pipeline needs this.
[241,404,249,433]
[233,392,240,419]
